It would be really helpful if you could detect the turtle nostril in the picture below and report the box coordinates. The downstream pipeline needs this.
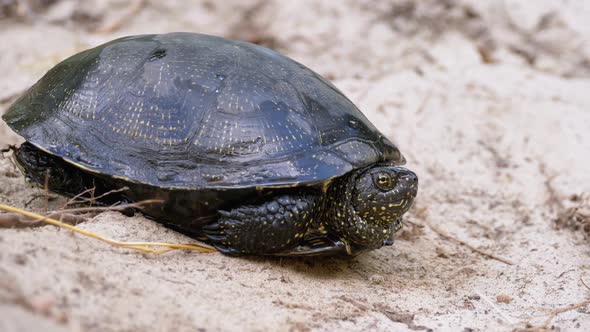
[403,171,418,185]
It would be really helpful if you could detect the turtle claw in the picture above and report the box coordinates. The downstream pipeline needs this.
[203,220,245,255]
[204,234,226,242]
[217,210,231,218]
[202,223,222,231]
[212,244,241,256]
[202,223,227,243]
[274,236,354,256]
[383,239,394,246]
[203,232,241,256]
[203,230,235,255]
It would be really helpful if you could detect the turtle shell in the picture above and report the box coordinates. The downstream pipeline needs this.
[3,32,404,189]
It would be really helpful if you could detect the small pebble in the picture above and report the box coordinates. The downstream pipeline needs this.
[369,274,385,285]
[496,294,512,304]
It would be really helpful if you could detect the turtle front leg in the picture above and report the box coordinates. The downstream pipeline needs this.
[275,234,354,256]
[203,194,321,256]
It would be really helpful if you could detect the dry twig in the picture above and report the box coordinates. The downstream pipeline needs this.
[59,187,97,209]
[0,212,85,228]
[424,220,514,265]
[59,186,129,209]
[539,163,564,213]
[516,300,590,332]
[95,0,146,34]
[541,299,590,328]
[515,277,590,331]
[0,202,215,254]
[48,200,157,215]
[0,198,149,228]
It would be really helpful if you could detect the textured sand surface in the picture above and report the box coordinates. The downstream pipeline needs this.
[1,1,590,331]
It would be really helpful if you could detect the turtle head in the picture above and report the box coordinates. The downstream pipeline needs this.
[326,165,418,252]
[352,165,418,225]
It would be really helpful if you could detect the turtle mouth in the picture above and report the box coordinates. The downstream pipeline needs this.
[392,219,403,232]
[388,171,419,210]
[383,196,412,206]
[364,185,417,224]
[370,188,417,212]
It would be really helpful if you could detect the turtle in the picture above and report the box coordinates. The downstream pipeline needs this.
[2,32,418,256]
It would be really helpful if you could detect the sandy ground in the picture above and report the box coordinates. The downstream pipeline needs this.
[1,1,590,331]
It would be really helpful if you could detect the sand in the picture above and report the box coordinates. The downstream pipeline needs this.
[1,1,590,331]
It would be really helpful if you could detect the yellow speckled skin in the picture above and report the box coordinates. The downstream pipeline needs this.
[3,33,417,256]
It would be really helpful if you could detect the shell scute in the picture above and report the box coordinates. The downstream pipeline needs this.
[3,33,404,189]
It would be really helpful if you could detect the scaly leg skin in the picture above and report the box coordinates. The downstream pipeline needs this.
[203,194,322,256]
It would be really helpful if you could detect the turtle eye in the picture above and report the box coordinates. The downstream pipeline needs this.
[372,172,395,191]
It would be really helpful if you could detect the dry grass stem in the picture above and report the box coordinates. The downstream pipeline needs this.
[95,0,146,34]
[0,202,216,254]
[424,220,515,265]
